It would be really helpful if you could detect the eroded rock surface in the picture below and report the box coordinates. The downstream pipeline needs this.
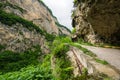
[72,0,120,44]
[1,0,70,35]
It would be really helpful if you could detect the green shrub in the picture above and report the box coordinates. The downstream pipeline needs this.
[50,37,74,80]
[0,63,53,80]
[55,22,71,33]
[0,44,5,51]
[0,2,24,12]
[0,45,42,74]
[72,28,76,34]
[0,3,3,8]
[0,10,55,41]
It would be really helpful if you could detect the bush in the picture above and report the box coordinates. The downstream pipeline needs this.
[0,45,5,51]
[0,2,24,12]
[50,37,74,80]
[72,28,76,34]
[55,22,71,33]
[0,64,53,80]
[0,45,42,74]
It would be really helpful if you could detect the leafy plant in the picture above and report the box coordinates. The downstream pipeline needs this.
[0,44,5,51]
[72,28,76,34]
[0,45,42,74]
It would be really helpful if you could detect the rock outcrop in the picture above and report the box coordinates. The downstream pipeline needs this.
[0,0,70,53]
[1,0,70,35]
[72,0,120,44]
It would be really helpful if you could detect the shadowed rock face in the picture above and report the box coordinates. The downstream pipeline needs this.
[72,0,120,44]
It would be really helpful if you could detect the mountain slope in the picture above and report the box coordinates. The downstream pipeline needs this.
[0,0,70,53]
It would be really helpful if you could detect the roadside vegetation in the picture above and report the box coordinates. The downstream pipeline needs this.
[0,36,111,80]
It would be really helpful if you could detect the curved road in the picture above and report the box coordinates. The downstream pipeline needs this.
[81,45,120,71]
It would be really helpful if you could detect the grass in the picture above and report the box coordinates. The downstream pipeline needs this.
[95,58,108,65]
[70,43,109,65]
[71,43,96,57]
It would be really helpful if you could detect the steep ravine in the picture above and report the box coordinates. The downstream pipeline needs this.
[0,0,120,80]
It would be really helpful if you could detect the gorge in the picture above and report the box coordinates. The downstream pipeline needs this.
[0,0,120,80]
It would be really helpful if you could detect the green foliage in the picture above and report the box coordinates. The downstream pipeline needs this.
[71,43,96,57]
[77,38,94,46]
[72,28,76,34]
[55,22,71,33]
[0,10,43,34]
[51,37,74,80]
[73,0,79,7]
[45,33,56,42]
[73,68,88,80]
[0,63,53,80]
[0,2,3,8]
[0,10,55,41]
[95,58,108,65]
[0,44,5,51]
[0,45,42,74]
[0,2,25,12]
[39,0,57,19]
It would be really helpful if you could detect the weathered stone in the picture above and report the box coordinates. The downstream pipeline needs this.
[2,0,70,35]
[72,0,120,44]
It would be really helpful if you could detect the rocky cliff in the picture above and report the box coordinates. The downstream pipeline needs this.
[0,0,70,53]
[72,0,120,44]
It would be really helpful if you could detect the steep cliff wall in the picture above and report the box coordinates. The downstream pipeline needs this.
[0,0,70,35]
[0,0,70,53]
[72,0,120,44]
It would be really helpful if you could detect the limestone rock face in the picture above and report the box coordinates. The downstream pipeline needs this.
[1,0,70,35]
[0,0,70,53]
[0,23,49,53]
[72,0,120,44]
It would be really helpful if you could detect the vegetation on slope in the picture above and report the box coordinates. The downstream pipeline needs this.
[0,10,55,41]
[55,22,71,33]
[0,1,25,13]
[0,37,73,80]
[0,45,42,74]
[39,0,71,33]
[38,0,57,20]
[0,36,111,80]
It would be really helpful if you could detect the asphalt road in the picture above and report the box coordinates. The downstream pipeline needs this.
[81,45,120,71]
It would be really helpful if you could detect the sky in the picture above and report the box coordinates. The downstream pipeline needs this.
[42,0,74,30]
